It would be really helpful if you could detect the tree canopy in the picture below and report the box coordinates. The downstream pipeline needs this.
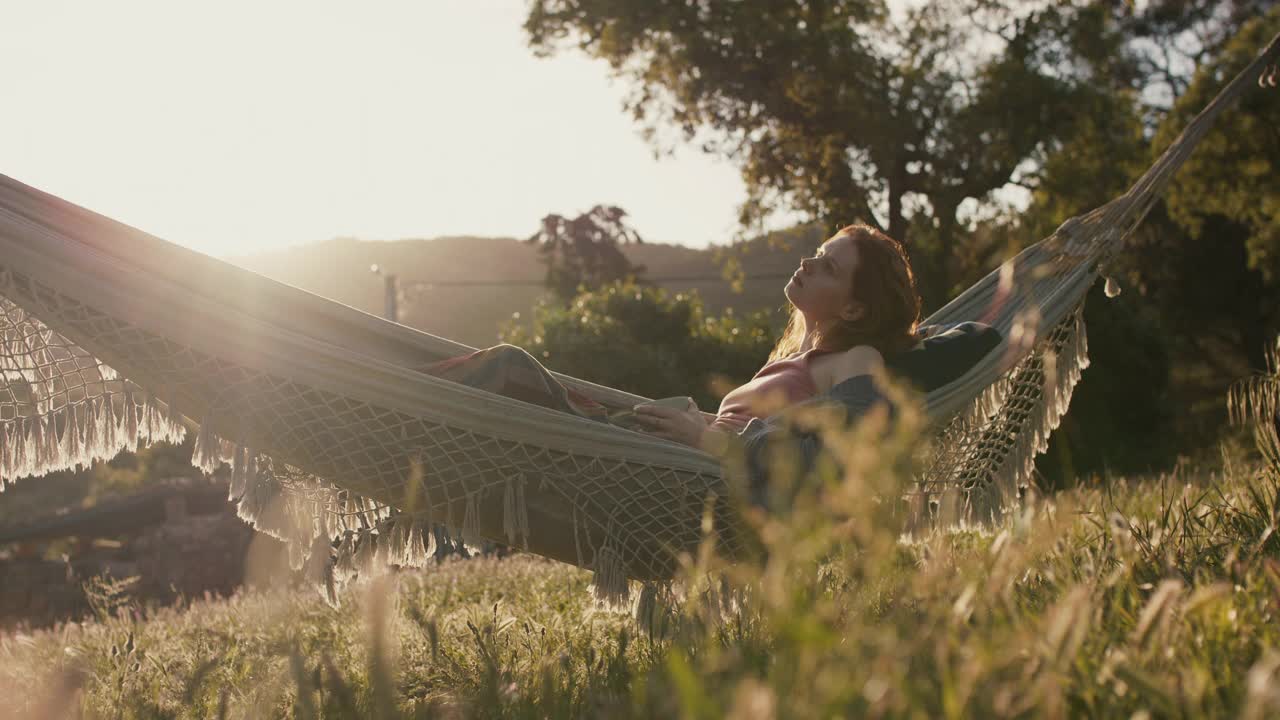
[522,0,1280,479]
[526,205,647,302]
[525,0,1115,305]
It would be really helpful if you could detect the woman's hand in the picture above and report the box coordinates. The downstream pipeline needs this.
[634,402,710,448]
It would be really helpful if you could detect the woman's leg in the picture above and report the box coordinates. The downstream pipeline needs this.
[419,344,612,422]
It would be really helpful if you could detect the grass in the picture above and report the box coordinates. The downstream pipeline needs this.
[5,409,1280,717]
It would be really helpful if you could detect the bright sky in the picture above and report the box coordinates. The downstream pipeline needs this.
[1,1,781,259]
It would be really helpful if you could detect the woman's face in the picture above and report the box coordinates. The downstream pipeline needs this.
[784,231,861,325]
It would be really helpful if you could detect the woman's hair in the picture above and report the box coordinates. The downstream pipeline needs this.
[768,224,922,362]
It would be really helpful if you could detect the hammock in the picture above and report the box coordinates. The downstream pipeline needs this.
[2,32,1276,602]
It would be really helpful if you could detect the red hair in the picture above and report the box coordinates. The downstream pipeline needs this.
[768,224,921,361]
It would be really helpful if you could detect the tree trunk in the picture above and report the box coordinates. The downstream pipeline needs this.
[912,201,959,315]
[934,203,958,302]
[887,168,907,246]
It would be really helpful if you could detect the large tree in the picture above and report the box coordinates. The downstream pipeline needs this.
[1146,7,1280,373]
[525,0,1112,306]
[526,205,647,302]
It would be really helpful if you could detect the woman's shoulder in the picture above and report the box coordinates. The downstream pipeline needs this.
[809,345,884,393]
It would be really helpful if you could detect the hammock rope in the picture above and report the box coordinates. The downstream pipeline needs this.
[2,30,1277,603]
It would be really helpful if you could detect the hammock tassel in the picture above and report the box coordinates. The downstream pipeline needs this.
[42,413,58,468]
[1104,276,1121,298]
[58,403,77,469]
[503,473,530,548]
[634,582,659,632]
[0,423,10,489]
[371,519,393,569]
[82,399,100,465]
[334,530,358,584]
[165,387,179,427]
[352,527,378,578]
[303,532,338,606]
[26,418,40,479]
[75,402,90,468]
[5,422,16,482]
[123,390,139,449]
[399,517,430,568]
[15,419,30,480]
[229,444,249,501]
[236,470,277,535]
[191,417,221,474]
[140,392,153,442]
[102,399,118,457]
[462,490,482,548]
[591,542,629,607]
[633,581,677,636]
[8,420,23,483]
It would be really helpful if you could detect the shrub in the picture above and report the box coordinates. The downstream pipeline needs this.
[499,280,777,410]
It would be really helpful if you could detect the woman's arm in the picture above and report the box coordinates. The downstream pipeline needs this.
[633,403,735,457]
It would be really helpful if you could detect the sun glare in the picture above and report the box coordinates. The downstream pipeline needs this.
[0,0,771,258]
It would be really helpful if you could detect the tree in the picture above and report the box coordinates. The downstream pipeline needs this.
[525,0,1112,307]
[1147,7,1280,373]
[526,205,647,302]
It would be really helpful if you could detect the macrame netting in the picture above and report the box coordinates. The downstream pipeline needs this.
[2,31,1277,603]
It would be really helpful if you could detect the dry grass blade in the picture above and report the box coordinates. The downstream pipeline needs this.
[1130,579,1184,652]
[1228,339,1280,470]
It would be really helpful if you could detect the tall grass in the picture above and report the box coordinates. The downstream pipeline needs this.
[4,368,1280,717]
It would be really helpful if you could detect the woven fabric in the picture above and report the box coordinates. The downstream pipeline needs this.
[1,31,1275,601]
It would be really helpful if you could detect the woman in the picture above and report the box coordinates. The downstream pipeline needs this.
[634,223,921,455]
[420,224,921,454]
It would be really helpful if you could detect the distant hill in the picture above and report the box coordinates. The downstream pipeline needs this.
[230,226,826,349]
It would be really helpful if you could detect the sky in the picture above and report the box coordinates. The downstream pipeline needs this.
[1,1,791,259]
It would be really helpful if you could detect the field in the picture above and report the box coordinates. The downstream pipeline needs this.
[4,424,1280,718]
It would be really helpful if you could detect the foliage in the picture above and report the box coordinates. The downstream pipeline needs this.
[1158,7,1280,282]
[499,280,776,410]
[526,205,648,303]
[524,0,1120,307]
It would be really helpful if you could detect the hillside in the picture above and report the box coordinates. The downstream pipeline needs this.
[229,226,826,348]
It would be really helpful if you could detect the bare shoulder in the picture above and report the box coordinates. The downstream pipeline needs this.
[812,345,885,393]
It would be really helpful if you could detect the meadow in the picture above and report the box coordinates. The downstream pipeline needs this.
[4,394,1280,720]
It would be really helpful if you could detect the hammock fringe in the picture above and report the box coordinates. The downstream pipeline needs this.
[925,308,1090,525]
[0,388,184,488]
